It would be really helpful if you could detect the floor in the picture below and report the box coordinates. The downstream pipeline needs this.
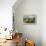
[0,38,24,46]
[0,39,16,46]
[0,33,23,46]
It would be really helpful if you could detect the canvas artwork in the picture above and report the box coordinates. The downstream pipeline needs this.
[23,15,36,24]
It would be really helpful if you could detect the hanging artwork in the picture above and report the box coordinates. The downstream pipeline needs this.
[23,15,36,24]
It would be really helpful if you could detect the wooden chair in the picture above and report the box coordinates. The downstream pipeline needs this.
[13,33,23,46]
[25,40,35,46]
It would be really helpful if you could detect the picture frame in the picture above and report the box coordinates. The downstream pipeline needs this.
[23,15,37,24]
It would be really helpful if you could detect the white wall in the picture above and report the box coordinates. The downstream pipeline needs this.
[41,0,46,46]
[0,0,16,30]
[13,0,46,46]
[13,0,41,46]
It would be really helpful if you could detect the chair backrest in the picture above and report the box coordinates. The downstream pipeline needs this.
[13,33,23,46]
[25,40,35,46]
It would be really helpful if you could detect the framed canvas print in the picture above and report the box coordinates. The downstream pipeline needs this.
[23,15,36,24]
